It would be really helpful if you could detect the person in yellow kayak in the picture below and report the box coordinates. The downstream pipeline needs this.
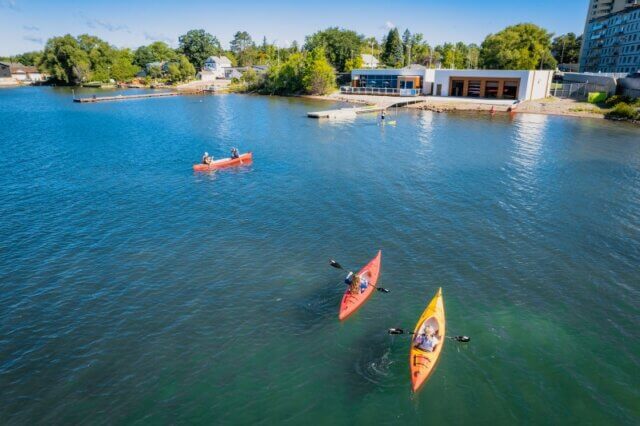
[344,272,369,295]
[230,147,240,159]
[414,325,440,352]
[202,152,214,164]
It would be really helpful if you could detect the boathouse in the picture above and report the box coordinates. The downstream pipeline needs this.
[346,67,554,101]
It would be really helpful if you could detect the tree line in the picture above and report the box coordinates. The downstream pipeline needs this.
[1,23,582,93]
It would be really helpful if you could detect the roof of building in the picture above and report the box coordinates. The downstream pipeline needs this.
[0,62,38,73]
[361,54,379,63]
[403,64,427,70]
[206,56,232,66]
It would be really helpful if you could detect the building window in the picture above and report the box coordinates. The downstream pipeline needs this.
[502,81,518,99]
[451,80,464,96]
[467,80,481,97]
[485,81,499,98]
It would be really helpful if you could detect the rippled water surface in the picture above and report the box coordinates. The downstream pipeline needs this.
[1,87,639,425]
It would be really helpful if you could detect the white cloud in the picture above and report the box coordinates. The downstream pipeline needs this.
[23,35,43,45]
[143,32,174,44]
[385,21,395,29]
[22,25,39,31]
[85,18,130,33]
[1,0,20,11]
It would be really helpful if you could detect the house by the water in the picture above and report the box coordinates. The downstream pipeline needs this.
[345,66,554,101]
[0,62,44,85]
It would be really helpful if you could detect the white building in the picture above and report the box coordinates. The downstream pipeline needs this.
[346,67,554,101]
[201,55,232,79]
[360,54,379,69]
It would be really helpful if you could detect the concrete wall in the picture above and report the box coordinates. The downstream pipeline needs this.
[428,70,553,101]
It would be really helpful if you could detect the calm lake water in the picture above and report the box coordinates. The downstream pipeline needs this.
[1,87,639,425]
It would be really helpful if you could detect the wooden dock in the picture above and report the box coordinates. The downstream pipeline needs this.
[73,92,179,103]
[307,98,426,119]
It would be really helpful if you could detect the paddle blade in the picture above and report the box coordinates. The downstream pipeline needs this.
[455,336,471,343]
[388,328,405,335]
[377,287,390,293]
[329,260,343,269]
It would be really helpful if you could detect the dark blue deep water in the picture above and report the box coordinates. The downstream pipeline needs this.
[1,87,639,425]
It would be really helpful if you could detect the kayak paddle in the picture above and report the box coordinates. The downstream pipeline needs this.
[388,328,470,342]
[329,259,390,293]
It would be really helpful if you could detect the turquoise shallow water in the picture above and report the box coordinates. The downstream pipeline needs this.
[0,87,639,425]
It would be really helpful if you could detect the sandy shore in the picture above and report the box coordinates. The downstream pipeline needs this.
[307,92,608,119]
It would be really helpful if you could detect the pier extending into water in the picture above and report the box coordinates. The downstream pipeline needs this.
[73,92,179,103]
[307,97,425,118]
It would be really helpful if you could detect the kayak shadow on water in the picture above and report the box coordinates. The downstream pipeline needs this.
[341,329,398,399]
[290,280,342,332]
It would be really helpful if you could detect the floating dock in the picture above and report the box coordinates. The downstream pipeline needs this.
[73,92,179,103]
[307,105,384,119]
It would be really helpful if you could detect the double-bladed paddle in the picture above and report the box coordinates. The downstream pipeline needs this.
[388,328,470,342]
[329,259,390,293]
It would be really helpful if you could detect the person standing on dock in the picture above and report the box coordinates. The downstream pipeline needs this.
[380,110,386,123]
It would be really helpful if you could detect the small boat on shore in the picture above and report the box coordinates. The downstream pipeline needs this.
[193,152,253,171]
[410,288,445,392]
[339,250,382,320]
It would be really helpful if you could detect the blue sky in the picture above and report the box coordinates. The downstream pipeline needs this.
[1,0,589,55]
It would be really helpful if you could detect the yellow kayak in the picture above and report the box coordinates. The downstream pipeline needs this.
[409,288,445,392]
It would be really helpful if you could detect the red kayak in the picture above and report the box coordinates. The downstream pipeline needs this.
[339,250,382,320]
[193,152,252,171]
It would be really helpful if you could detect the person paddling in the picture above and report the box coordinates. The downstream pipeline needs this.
[414,325,440,352]
[230,147,240,159]
[202,152,213,165]
[344,271,369,295]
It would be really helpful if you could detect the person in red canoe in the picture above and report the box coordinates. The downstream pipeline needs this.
[344,272,369,295]
[202,152,213,164]
[230,147,240,159]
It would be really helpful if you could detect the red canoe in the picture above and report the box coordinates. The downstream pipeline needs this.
[193,152,253,171]
[339,250,382,321]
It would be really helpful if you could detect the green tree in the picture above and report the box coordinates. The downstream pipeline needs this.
[303,47,336,95]
[178,29,222,70]
[263,53,305,94]
[177,54,195,81]
[38,34,91,84]
[110,49,140,82]
[402,29,412,65]
[230,31,254,54]
[381,28,404,67]
[166,63,182,83]
[133,41,177,67]
[480,23,557,70]
[304,27,363,72]
[344,55,363,72]
[551,33,582,64]
[13,51,42,67]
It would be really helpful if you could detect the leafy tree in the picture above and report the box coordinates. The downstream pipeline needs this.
[361,36,381,58]
[177,54,195,80]
[178,29,222,70]
[381,28,404,67]
[480,23,557,70]
[133,41,177,67]
[166,63,182,83]
[12,51,42,67]
[264,52,305,94]
[344,55,363,72]
[551,33,582,64]
[38,34,91,84]
[304,27,363,72]
[303,47,336,95]
[110,49,140,82]
[230,31,254,54]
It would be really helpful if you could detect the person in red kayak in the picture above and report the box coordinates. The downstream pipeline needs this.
[230,147,240,159]
[344,272,368,294]
[202,152,213,164]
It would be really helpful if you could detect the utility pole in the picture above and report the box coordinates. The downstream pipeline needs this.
[370,40,374,68]
[560,38,566,65]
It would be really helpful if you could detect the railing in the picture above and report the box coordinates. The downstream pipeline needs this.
[551,82,611,99]
[340,86,420,96]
